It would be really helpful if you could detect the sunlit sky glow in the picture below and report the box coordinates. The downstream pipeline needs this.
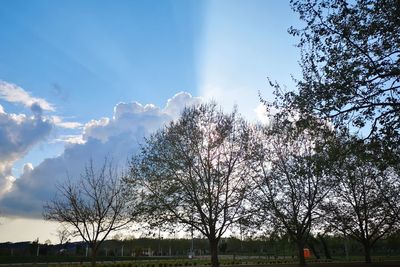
[0,0,300,243]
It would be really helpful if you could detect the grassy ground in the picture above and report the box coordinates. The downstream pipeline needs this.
[2,261,400,267]
[275,262,400,267]
[1,256,400,267]
[2,262,400,267]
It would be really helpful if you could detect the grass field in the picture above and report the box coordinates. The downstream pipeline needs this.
[1,256,400,267]
[2,262,400,267]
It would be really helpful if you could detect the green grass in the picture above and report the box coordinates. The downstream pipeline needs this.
[2,255,400,267]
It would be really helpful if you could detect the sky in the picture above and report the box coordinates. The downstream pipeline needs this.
[0,0,301,243]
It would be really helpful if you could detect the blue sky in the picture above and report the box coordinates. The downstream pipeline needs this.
[0,0,301,242]
[0,0,203,117]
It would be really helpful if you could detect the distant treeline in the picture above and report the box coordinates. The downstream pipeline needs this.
[2,233,400,259]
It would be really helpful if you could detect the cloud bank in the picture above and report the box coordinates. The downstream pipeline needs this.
[0,92,202,218]
[0,105,53,197]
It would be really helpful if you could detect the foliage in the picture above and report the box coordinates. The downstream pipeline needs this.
[289,0,400,144]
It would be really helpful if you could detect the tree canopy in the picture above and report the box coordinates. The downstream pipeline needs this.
[126,103,252,267]
[289,0,400,144]
[322,134,398,263]
[248,110,334,266]
[43,160,135,267]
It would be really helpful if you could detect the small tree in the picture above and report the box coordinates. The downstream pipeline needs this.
[249,111,334,266]
[43,160,134,267]
[55,225,70,246]
[126,103,252,267]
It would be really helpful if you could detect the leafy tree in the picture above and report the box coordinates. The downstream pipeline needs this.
[365,139,400,224]
[284,2,400,261]
[323,136,397,263]
[248,110,334,266]
[126,103,252,267]
[43,160,136,267]
[289,0,400,144]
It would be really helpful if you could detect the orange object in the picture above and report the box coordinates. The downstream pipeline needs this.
[303,248,311,258]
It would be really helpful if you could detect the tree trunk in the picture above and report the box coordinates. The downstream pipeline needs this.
[307,240,320,259]
[363,242,372,264]
[91,246,98,267]
[209,238,219,267]
[317,234,331,259]
[297,242,306,266]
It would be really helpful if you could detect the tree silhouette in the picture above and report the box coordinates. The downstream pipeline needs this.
[126,103,252,267]
[322,136,397,263]
[248,110,334,266]
[44,160,136,267]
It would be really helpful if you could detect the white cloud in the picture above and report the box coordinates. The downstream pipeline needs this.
[0,107,52,198]
[0,92,202,218]
[0,81,81,130]
[83,117,111,142]
[53,135,85,144]
[57,121,83,129]
[23,163,34,174]
[113,102,160,120]
[164,91,203,118]
[51,116,83,129]
[0,81,55,111]
[0,174,14,197]
[83,92,202,143]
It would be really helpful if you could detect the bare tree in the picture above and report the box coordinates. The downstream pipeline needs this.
[323,137,398,264]
[55,225,70,246]
[43,160,135,267]
[249,111,334,266]
[126,103,252,267]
